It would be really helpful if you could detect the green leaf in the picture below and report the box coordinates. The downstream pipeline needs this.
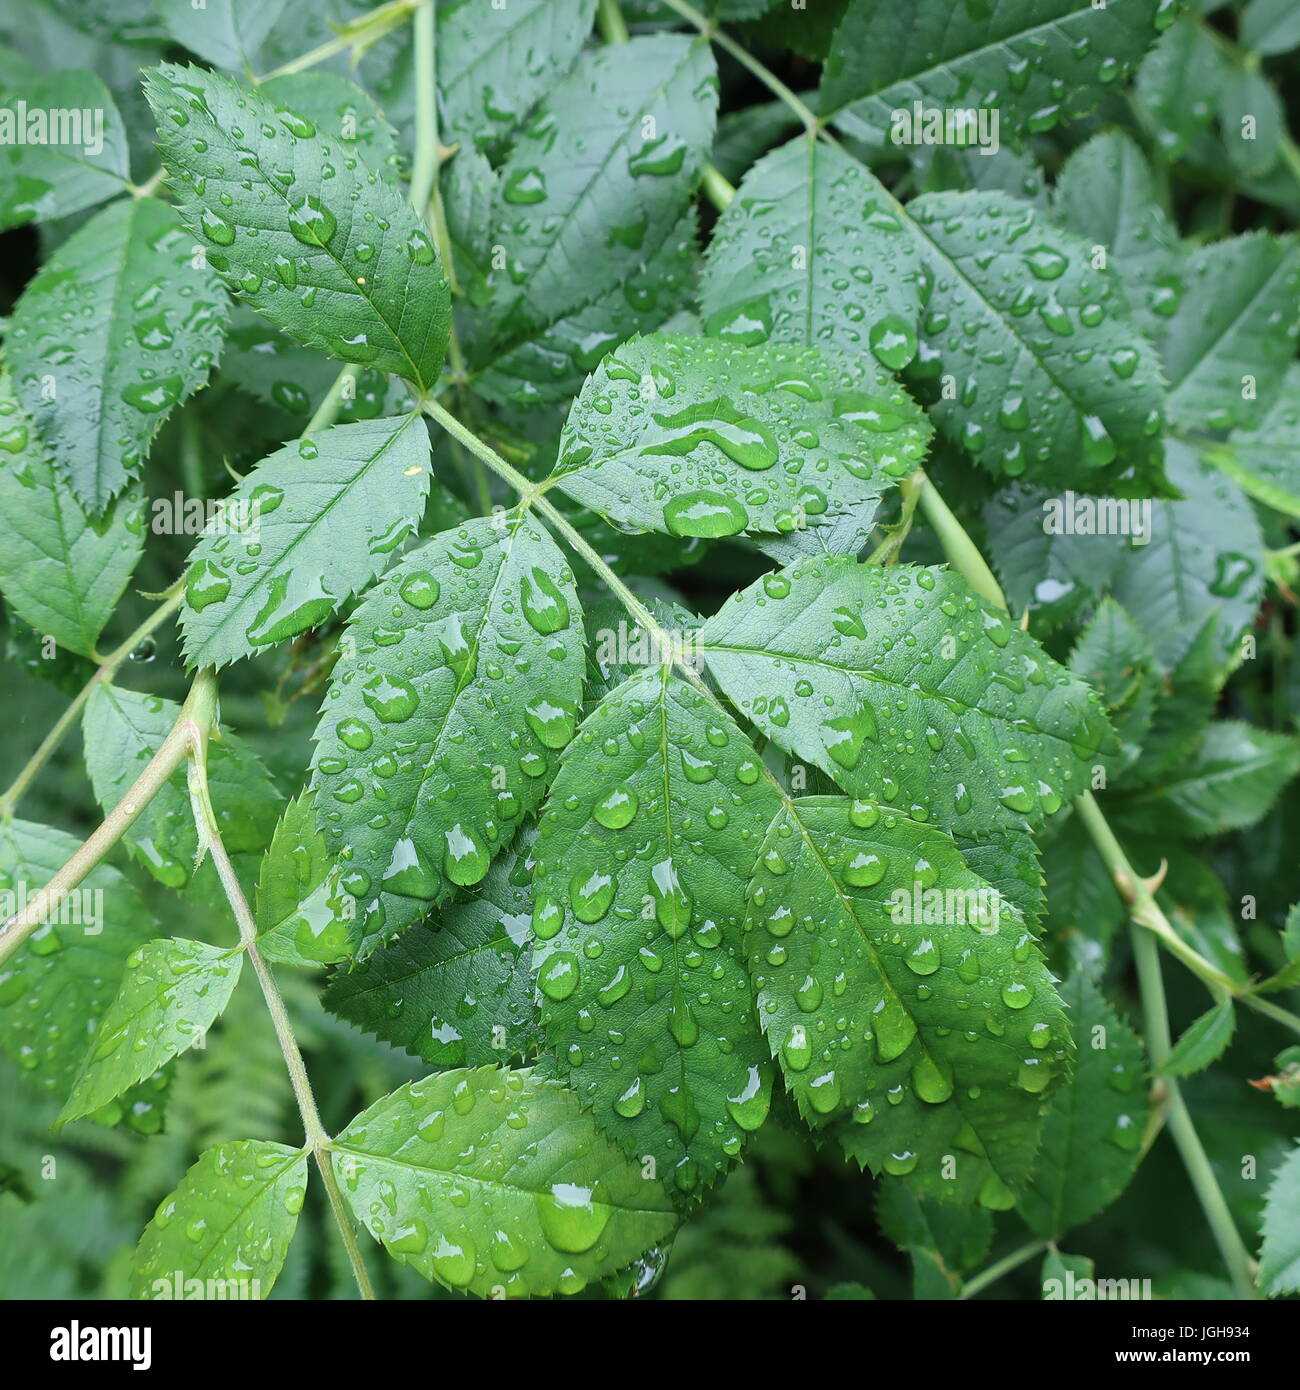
[1052,130,1180,337]
[551,333,930,539]
[6,196,227,508]
[1018,973,1147,1237]
[59,936,243,1124]
[310,510,585,959]
[1258,1144,1300,1295]
[820,0,1163,149]
[1160,233,1300,431]
[0,818,160,1119]
[437,0,596,154]
[903,191,1168,492]
[744,795,1069,1203]
[261,72,401,182]
[532,667,784,1198]
[1220,68,1283,180]
[332,1065,678,1297]
[1125,722,1300,837]
[0,69,130,229]
[255,791,356,967]
[1161,999,1236,1078]
[1242,0,1300,56]
[1040,814,1126,952]
[1107,444,1264,670]
[700,133,926,371]
[0,373,143,659]
[699,559,1115,836]
[1070,598,1157,769]
[144,63,450,391]
[324,827,539,1065]
[82,684,282,890]
[1135,14,1230,161]
[179,412,433,669]
[131,1139,307,1300]
[485,34,717,350]
[1040,1247,1095,1296]
[1131,611,1222,781]
[876,1180,993,1276]
[1211,364,1300,517]
[156,0,287,71]
[953,829,1045,933]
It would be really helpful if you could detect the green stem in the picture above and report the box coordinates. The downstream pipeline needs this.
[305,365,360,434]
[960,1239,1048,1300]
[596,0,630,44]
[915,474,1007,609]
[258,0,422,81]
[0,668,215,969]
[1130,926,1258,1298]
[0,588,186,819]
[701,164,736,211]
[186,703,376,1301]
[659,0,821,132]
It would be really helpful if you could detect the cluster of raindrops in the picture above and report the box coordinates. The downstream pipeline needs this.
[709,560,1113,829]
[332,1068,675,1298]
[531,678,780,1194]
[312,519,583,940]
[556,335,929,539]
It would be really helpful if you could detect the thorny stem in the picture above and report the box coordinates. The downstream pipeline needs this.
[0,668,216,969]
[0,586,187,820]
[186,693,376,1300]
[1130,926,1258,1299]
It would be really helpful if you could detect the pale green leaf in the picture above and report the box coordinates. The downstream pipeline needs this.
[255,791,355,967]
[179,412,433,669]
[1211,364,1300,518]
[1135,15,1230,161]
[131,1139,307,1299]
[1161,999,1236,1077]
[1242,0,1300,55]
[156,0,287,71]
[332,1065,678,1297]
[59,936,243,1123]
[1258,1144,1300,1295]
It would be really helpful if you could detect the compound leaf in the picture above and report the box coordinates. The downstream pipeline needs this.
[179,412,433,669]
[59,936,243,1124]
[550,333,930,539]
[131,1139,307,1299]
[310,510,585,960]
[332,1065,678,1297]
[145,63,450,391]
[699,559,1115,836]
[6,196,227,509]
[532,667,784,1199]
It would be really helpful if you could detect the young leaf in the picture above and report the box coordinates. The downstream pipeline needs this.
[1159,233,1300,431]
[0,818,159,1107]
[179,412,433,669]
[332,1065,678,1297]
[324,827,539,1066]
[1258,1144,1300,1296]
[1134,14,1230,161]
[0,69,130,229]
[820,0,1163,148]
[550,334,930,539]
[0,373,144,659]
[59,937,243,1124]
[1125,722,1300,837]
[699,559,1116,836]
[156,0,288,71]
[255,791,355,967]
[310,510,585,959]
[1017,973,1147,1237]
[1161,999,1236,1078]
[700,133,926,370]
[82,684,282,890]
[144,63,450,391]
[744,796,1069,1203]
[6,197,227,508]
[485,34,717,349]
[436,0,596,155]
[131,1139,307,1299]
[532,667,784,1198]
